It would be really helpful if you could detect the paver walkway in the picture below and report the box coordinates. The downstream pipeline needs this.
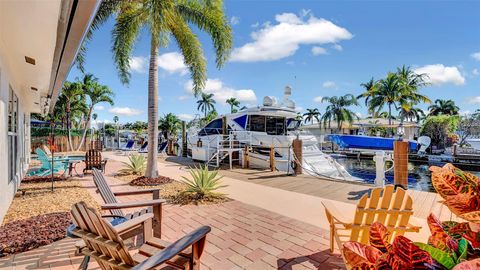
[0,156,344,269]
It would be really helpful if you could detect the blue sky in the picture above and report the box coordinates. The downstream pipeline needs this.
[67,0,480,124]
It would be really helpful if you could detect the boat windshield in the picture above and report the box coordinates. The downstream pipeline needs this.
[247,115,287,135]
[198,118,222,136]
[287,119,301,131]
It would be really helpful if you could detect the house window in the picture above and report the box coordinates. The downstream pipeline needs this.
[8,86,18,183]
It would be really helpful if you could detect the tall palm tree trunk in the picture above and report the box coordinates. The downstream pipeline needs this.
[76,107,93,151]
[145,41,159,178]
[66,103,74,151]
[388,103,393,136]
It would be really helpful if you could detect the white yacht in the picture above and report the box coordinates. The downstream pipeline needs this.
[187,87,357,181]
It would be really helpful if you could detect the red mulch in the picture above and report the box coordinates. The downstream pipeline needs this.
[0,212,71,257]
[130,176,174,186]
[22,176,67,183]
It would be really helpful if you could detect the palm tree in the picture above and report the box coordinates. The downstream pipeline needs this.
[158,113,181,140]
[61,81,86,151]
[428,99,460,116]
[357,77,376,110]
[399,107,425,123]
[320,94,359,132]
[76,74,114,151]
[362,73,402,125]
[197,93,216,118]
[108,1,232,178]
[302,108,321,124]
[226,97,240,113]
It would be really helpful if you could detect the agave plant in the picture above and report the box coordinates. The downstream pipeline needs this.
[119,155,146,175]
[181,165,226,199]
[430,164,480,225]
[343,222,433,269]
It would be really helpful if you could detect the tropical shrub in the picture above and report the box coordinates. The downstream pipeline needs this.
[430,164,480,224]
[420,115,460,149]
[342,222,434,269]
[181,165,226,200]
[119,155,146,175]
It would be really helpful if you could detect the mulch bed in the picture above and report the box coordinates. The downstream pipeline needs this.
[130,175,175,186]
[22,176,67,183]
[0,212,71,257]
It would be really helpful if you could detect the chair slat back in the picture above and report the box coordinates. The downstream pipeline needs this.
[35,148,52,169]
[85,149,102,171]
[350,185,414,244]
[71,202,135,269]
[92,168,124,217]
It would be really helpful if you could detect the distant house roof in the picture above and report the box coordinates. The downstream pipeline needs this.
[302,118,420,129]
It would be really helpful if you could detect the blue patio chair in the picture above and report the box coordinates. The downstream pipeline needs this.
[158,141,168,155]
[120,140,135,155]
[138,141,148,153]
[28,148,68,176]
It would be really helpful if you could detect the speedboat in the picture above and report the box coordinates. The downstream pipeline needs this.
[327,134,418,151]
[187,86,358,181]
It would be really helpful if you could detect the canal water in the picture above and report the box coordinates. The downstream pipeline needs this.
[333,157,480,192]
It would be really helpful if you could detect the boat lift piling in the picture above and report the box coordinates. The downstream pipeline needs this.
[394,141,409,189]
[292,138,303,175]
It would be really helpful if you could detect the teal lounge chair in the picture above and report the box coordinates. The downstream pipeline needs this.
[28,148,68,176]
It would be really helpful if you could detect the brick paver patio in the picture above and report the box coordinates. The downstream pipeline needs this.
[0,158,343,269]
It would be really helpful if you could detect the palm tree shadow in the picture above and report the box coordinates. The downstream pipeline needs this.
[347,188,372,200]
[277,249,344,270]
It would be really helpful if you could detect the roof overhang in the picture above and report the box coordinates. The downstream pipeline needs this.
[0,0,100,114]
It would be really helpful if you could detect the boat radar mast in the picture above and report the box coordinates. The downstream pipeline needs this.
[282,85,295,109]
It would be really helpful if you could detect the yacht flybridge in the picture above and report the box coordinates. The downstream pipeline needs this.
[187,87,357,181]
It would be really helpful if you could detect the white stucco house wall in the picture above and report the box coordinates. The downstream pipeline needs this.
[0,0,100,223]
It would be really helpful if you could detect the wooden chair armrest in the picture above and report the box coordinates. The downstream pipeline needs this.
[101,199,166,210]
[132,226,211,270]
[407,222,422,232]
[114,213,154,234]
[113,188,161,196]
[321,201,352,225]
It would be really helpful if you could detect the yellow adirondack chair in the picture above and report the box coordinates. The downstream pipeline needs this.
[70,201,211,270]
[322,185,421,253]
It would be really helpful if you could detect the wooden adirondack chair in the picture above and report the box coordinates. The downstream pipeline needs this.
[92,168,165,238]
[70,201,211,270]
[322,185,421,253]
[83,149,107,174]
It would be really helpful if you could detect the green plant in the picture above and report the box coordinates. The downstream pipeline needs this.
[181,165,227,200]
[421,115,460,149]
[119,155,146,175]
[343,222,433,269]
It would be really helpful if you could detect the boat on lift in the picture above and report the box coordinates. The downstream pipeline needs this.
[186,86,358,181]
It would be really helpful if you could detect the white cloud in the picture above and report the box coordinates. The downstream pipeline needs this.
[178,114,194,121]
[322,81,337,89]
[184,78,257,105]
[467,96,480,104]
[178,95,191,101]
[230,12,352,62]
[158,52,187,75]
[471,51,480,61]
[459,110,471,115]
[414,64,465,86]
[311,46,327,56]
[313,96,323,103]
[472,68,479,76]
[332,44,343,51]
[355,112,362,118]
[230,16,240,25]
[158,96,163,101]
[109,107,143,116]
[295,106,304,113]
[129,56,147,73]
[94,105,105,111]
[251,22,259,28]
